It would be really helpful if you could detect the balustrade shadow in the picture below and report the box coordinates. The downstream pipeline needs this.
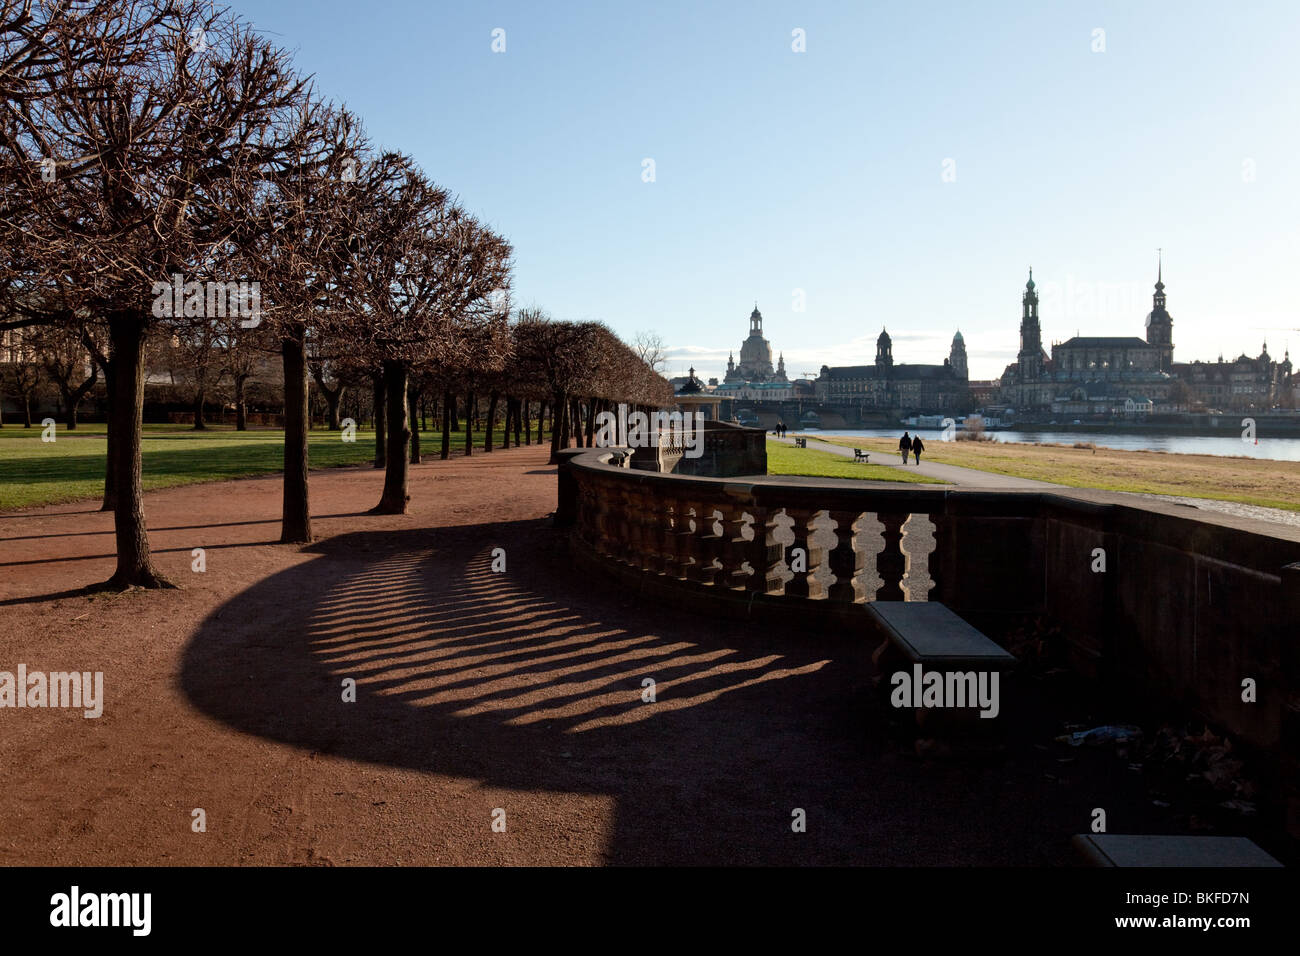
[180,517,1072,864]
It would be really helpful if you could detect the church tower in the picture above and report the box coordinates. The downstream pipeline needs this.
[1018,269,1043,384]
[950,330,968,379]
[1145,253,1173,373]
[876,327,893,369]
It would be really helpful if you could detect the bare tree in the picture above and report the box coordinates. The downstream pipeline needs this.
[0,1,310,587]
[347,161,512,513]
[632,330,667,374]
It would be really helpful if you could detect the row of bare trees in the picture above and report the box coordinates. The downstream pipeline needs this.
[0,0,670,591]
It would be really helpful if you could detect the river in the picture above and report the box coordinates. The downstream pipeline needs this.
[809,427,1300,462]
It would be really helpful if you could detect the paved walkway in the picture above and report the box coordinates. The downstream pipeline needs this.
[773,434,1062,489]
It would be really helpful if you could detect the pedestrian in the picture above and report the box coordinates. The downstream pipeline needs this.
[777,420,785,437]
[898,431,911,463]
[912,434,925,465]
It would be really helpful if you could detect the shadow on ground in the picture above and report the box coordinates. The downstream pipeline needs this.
[180,517,1077,865]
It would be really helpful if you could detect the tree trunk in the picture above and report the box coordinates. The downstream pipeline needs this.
[409,385,421,464]
[550,391,566,461]
[64,391,79,430]
[441,390,453,460]
[235,374,248,431]
[280,330,312,543]
[193,387,206,429]
[585,397,596,446]
[373,360,410,513]
[22,394,31,427]
[102,315,171,589]
[372,371,386,468]
[464,391,474,457]
[325,387,343,431]
[485,391,499,452]
[536,401,545,444]
[518,399,526,446]
[101,351,117,512]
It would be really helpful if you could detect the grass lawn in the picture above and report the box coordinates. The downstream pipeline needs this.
[0,422,517,511]
[801,434,1300,512]
[766,438,946,484]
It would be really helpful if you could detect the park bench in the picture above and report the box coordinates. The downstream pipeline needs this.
[853,448,869,462]
[867,602,1016,736]
[794,437,807,448]
[1071,834,1282,867]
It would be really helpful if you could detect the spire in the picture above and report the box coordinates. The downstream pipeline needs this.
[1155,249,1164,291]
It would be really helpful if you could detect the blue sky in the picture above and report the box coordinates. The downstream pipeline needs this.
[239,0,1300,380]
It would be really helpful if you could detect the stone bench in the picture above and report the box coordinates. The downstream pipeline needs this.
[867,602,1016,735]
[1072,834,1282,867]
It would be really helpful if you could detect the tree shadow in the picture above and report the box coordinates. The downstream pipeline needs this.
[178,517,1068,865]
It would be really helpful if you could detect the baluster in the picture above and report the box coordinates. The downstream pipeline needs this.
[723,506,752,589]
[783,507,825,599]
[625,485,649,569]
[670,496,698,579]
[635,486,661,572]
[743,507,783,595]
[916,512,945,602]
[692,506,725,585]
[649,495,671,575]
[875,511,908,601]
[827,509,865,603]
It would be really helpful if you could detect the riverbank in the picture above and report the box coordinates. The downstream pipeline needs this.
[803,435,1300,512]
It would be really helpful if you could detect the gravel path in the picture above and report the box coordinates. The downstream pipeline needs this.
[0,445,1122,865]
[1129,493,1300,528]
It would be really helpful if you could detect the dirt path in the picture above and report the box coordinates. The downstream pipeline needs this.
[0,446,1140,865]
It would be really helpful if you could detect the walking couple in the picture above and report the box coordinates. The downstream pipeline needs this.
[898,431,925,465]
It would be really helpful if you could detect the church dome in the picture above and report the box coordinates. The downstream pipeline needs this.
[877,328,892,347]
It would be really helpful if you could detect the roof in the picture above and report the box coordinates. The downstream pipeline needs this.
[820,365,881,380]
[1056,336,1153,350]
[819,364,959,381]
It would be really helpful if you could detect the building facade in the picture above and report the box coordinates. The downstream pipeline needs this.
[724,305,788,385]
[1000,261,1293,414]
[814,328,968,412]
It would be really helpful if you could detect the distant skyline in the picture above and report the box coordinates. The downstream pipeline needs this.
[238,0,1300,380]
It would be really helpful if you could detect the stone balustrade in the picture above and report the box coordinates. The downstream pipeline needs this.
[557,446,1300,819]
